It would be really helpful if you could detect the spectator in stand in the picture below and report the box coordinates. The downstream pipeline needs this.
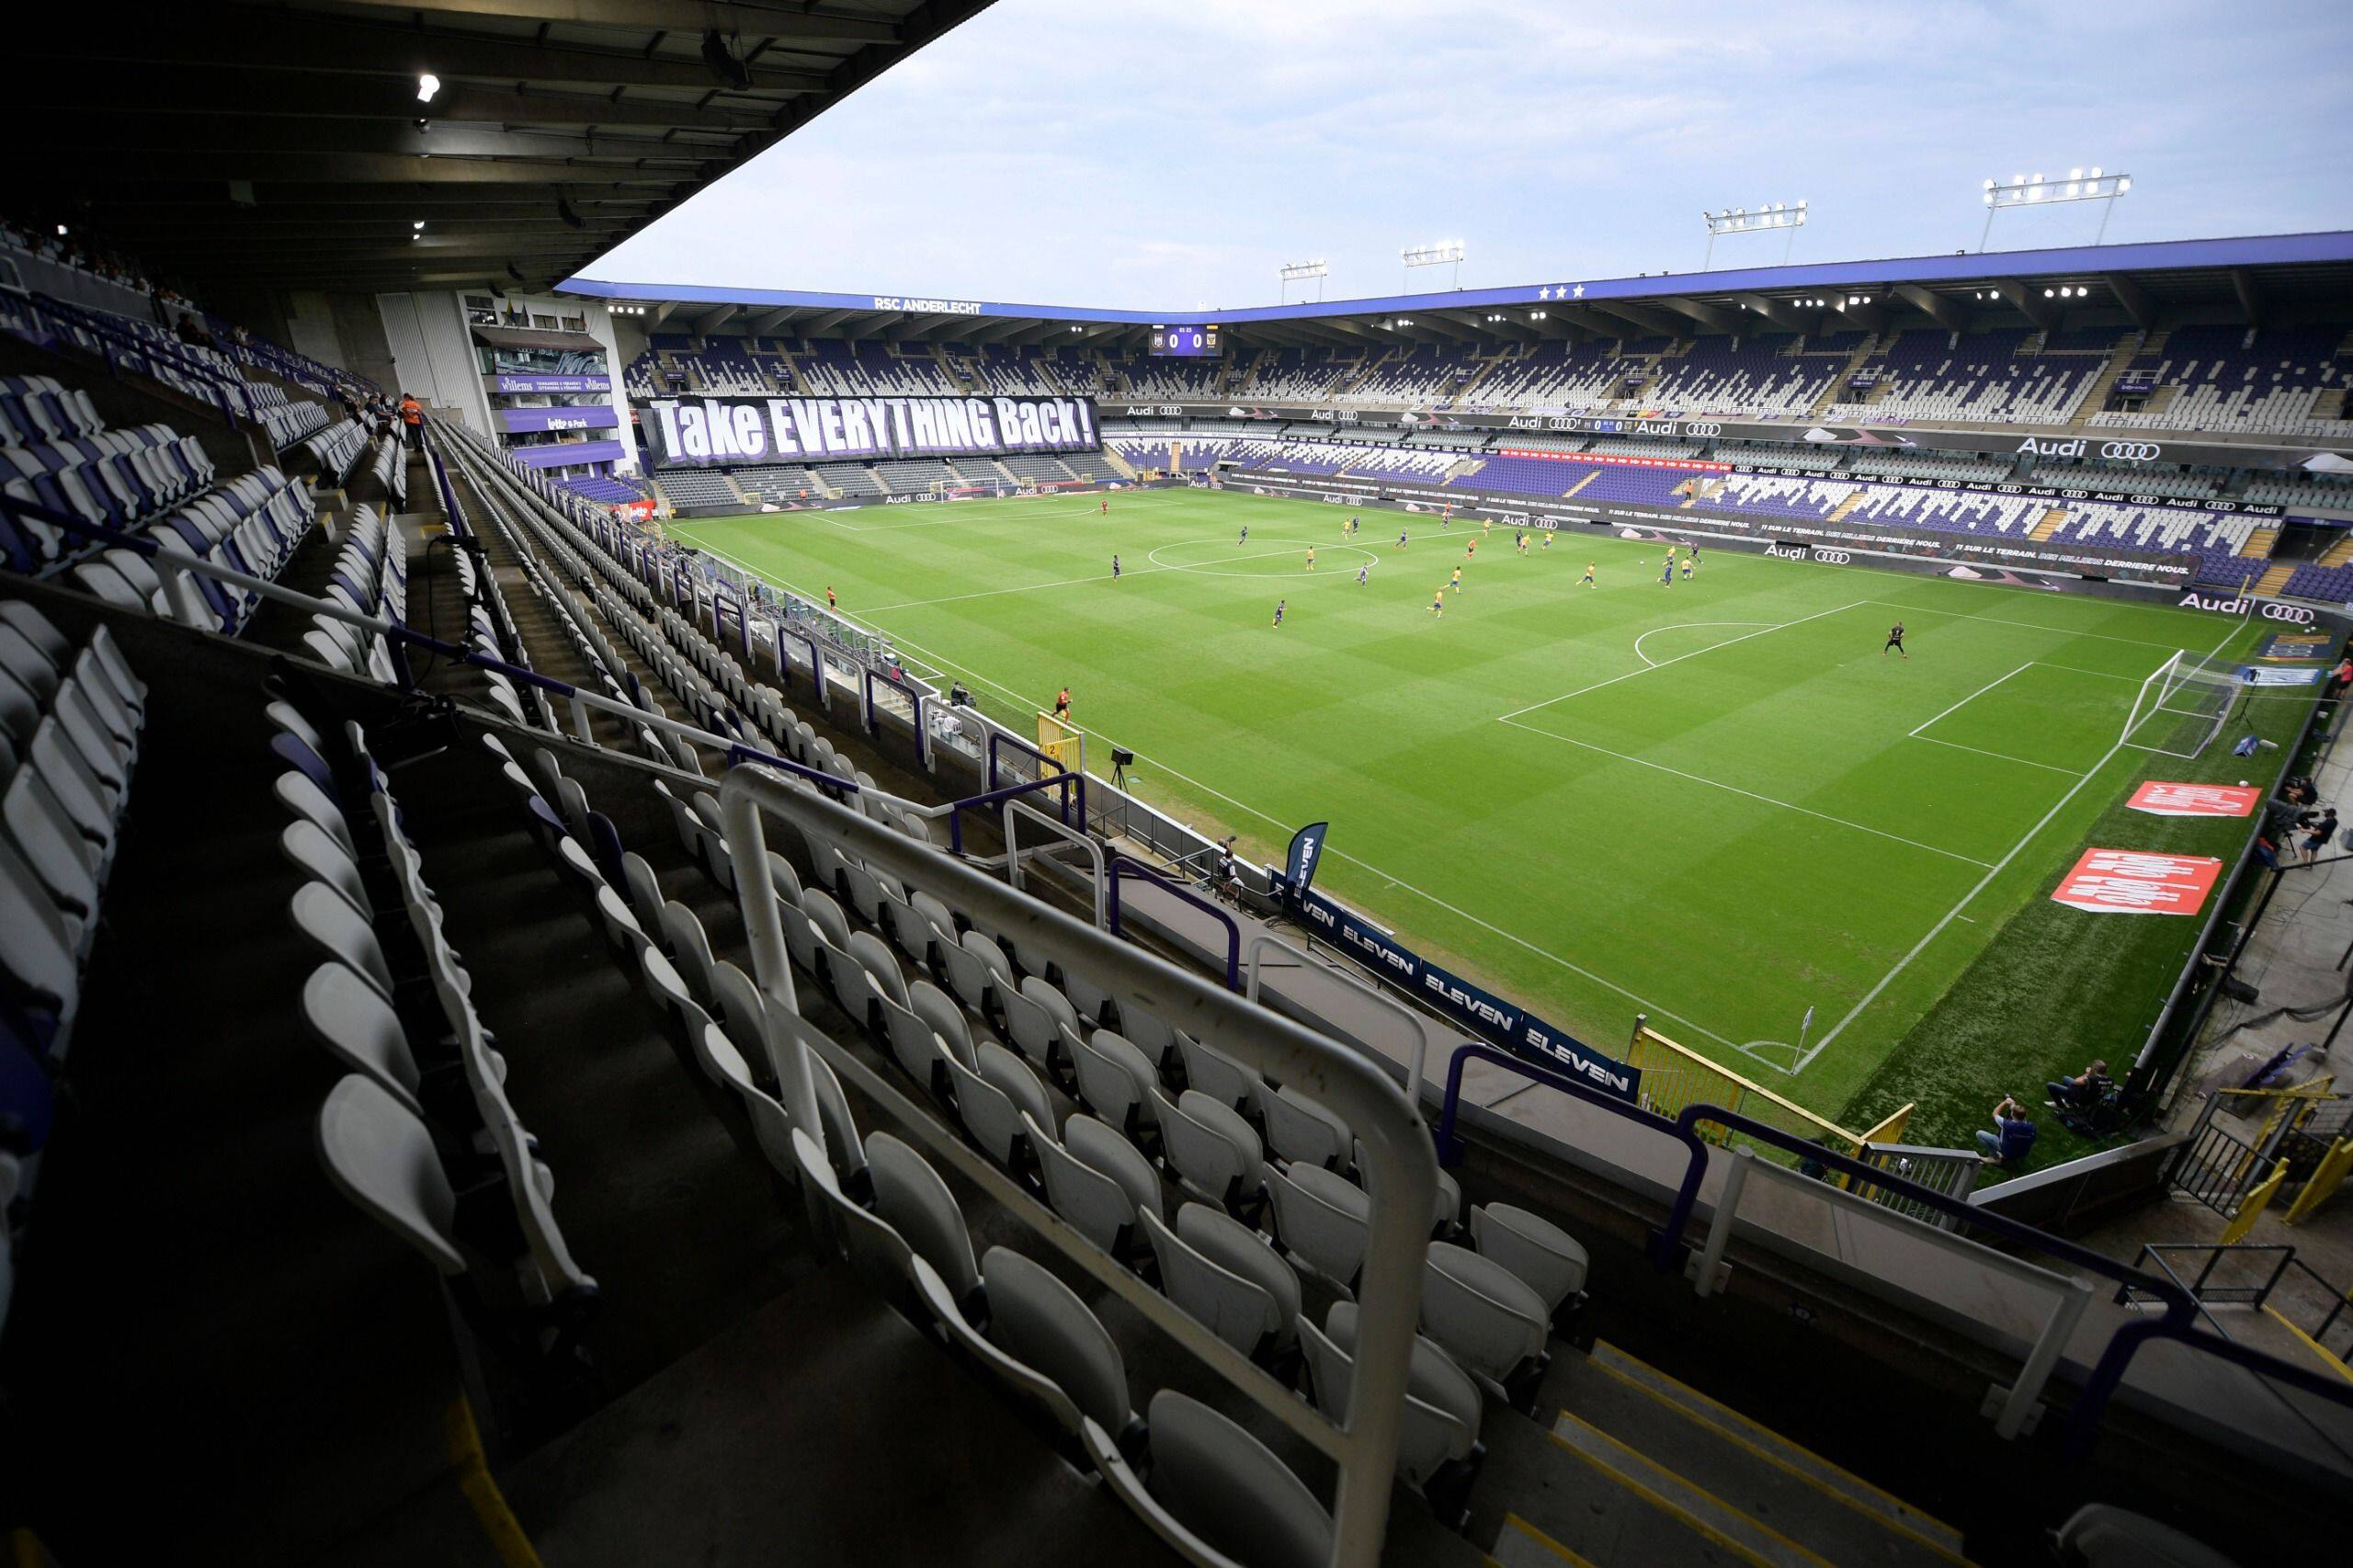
[174,311,214,349]
[2044,1059,2111,1112]
[1975,1096,2038,1166]
[398,392,424,451]
[2301,806,2338,865]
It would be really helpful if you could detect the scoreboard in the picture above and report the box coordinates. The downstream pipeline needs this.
[1150,324,1221,358]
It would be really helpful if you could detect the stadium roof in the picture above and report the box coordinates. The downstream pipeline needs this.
[13,0,993,296]
[559,229,2353,347]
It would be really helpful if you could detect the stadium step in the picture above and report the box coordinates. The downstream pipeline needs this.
[2318,530,2353,566]
[1827,491,1869,523]
[2071,340,2143,426]
[1540,1343,1972,1567]
[2240,525,2282,560]
[2027,507,2068,541]
[1806,336,1881,417]
[2256,561,2298,596]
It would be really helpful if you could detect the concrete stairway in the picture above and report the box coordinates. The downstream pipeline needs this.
[2256,561,2298,596]
[1827,491,1870,523]
[2028,507,2069,542]
[1483,1341,1972,1568]
[2317,530,2353,566]
[1805,337,1881,418]
[2069,333,2150,426]
[2241,525,2282,561]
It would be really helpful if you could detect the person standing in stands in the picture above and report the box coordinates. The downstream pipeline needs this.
[398,392,424,451]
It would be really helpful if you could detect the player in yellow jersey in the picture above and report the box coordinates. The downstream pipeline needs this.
[1580,561,1597,587]
[1305,546,1316,572]
[1680,553,1693,580]
[1430,587,1445,619]
[1450,565,1462,594]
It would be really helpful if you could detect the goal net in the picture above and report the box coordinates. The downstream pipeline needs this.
[2122,651,2245,758]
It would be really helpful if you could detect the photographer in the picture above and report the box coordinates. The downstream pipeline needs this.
[1975,1095,2039,1167]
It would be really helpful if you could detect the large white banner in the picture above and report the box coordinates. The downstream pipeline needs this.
[644,393,1098,467]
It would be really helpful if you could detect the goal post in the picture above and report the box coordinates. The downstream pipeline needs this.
[2122,649,2245,758]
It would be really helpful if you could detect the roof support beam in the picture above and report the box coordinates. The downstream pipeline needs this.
[1988,279,2056,335]
[27,9,831,91]
[2103,272,2158,334]
[6,68,790,127]
[2230,267,2264,327]
[309,0,903,47]
[1892,283,1964,333]
[1654,295,1742,335]
[20,114,722,165]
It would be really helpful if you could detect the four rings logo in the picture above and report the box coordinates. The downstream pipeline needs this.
[2265,602,2318,624]
[2098,441,2164,462]
[1814,548,1853,564]
[1684,421,1722,437]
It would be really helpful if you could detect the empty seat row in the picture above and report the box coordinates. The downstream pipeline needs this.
[65,467,316,636]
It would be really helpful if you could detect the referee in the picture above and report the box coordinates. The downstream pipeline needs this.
[1883,621,1909,659]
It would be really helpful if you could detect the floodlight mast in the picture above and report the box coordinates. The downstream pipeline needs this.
[1401,241,1466,292]
[1700,201,1808,270]
[1278,258,1329,304]
[1979,167,2132,252]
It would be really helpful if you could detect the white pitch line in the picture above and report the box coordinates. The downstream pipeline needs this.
[1499,717,1995,868]
[1497,599,1870,721]
[1908,733,2086,777]
[859,540,1354,613]
[1862,598,2193,653]
[823,488,1210,532]
[1631,620,1778,668]
[790,610,1745,1051]
[1794,615,2244,1071]
[1908,661,2034,739]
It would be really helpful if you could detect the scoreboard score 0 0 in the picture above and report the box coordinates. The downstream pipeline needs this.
[1149,324,1220,358]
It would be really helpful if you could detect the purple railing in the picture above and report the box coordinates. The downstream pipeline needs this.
[1106,854,1241,991]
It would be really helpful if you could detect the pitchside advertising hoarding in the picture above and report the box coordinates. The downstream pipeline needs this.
[1146,402,2346,473]
[1290,887,1642,1101]
[642,393,1100,467]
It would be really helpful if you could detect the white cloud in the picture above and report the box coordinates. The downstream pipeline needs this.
[588,0,2353,305]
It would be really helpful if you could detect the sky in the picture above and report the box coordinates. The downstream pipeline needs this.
[585,0,2353,311]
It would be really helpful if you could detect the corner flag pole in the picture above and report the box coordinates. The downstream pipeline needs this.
[1798,1005,1814,1060]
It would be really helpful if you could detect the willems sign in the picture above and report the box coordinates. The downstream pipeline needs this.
[644,394,1098,466]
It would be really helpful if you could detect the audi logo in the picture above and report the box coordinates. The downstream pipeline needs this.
[2262,603,2316,624]
[1814,549,1853,565]
[2098,441,2164,461]
[1684,421,1722,437]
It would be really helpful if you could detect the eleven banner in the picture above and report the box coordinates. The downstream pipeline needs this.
[2051,848,2223,915]
[1292,888,1641,1100]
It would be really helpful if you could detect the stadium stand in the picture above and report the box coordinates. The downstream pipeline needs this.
[1823,327,2105,424]
[2090,324,2353,436]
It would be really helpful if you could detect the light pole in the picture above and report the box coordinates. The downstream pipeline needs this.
[1278,259,1328,304]
[1402,242,1465,293]
[1701,201,1807,269]
[1980,168,2132,253]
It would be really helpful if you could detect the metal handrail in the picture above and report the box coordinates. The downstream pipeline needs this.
[1107,854,1242,991]
[1245,932,1450,1110]
[719,765,1435,1568]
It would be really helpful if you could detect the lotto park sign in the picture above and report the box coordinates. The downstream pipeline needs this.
[642,394,1099,467]
[1294,889,1641,1100]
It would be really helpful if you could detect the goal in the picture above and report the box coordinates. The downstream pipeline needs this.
[2122,651,2245,757]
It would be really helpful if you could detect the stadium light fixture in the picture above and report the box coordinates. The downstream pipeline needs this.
[1401,242,1466,291]
[1979,166,2131,252]
[416,73,441,104]
[1701,199,1807,269]
[1278,258,1329,303]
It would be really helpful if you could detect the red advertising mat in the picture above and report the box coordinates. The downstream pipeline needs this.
[2126,781,2263,819]
[2051,848,2223,915]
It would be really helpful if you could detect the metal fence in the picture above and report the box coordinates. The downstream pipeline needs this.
[1849,1143,1984,1229]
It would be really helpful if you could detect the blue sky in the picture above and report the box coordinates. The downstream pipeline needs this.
[586,0,2353,310]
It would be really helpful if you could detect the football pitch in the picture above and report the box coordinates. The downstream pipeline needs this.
[667,485,2315,1148]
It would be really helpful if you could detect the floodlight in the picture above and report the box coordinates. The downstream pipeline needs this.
[1278,258,1329,302]
[1980,165,2132,250]
[1401,243,1466,290]
[416,73,441,103]
[1702,199,1806,267]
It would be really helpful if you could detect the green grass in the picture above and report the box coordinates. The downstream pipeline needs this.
[667,486,2312,1150]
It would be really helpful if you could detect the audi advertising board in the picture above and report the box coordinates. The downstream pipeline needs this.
[642,393,1099,467]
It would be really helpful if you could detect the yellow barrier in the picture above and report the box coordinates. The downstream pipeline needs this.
[2286,1135,2353,1225]
[1624,1017,1910,1166]
[2220,1158,2290,1245]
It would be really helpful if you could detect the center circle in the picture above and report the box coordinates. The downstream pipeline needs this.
[1146,537,1382,579]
